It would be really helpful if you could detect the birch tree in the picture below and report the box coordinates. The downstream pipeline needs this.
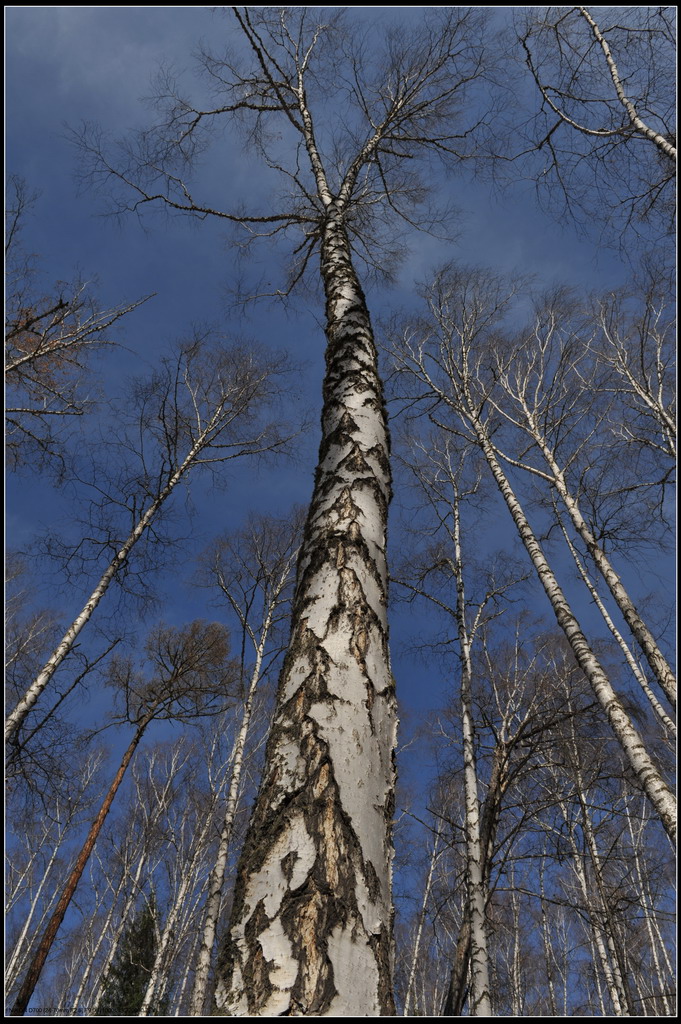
[591,269,676,481]
[388,264,676,844]
[9,620,238,1017]
[484,294,676,709]
[5,753,105,1001]
[5,337,288,748]
[74,7,493,1013]
[189,512,299,1015]
[392,436,520,1016]
[88,744,192,1015]
[515,6,676,242]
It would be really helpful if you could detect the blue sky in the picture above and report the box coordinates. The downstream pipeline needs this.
[6,13,676,1016]
[6,7,672,752]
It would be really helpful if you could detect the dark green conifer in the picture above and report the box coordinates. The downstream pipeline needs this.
[96,896,166,1016]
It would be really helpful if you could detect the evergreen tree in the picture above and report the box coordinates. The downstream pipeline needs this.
[96,897,164,1016]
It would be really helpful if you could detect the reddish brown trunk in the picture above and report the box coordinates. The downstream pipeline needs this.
[10,715,152,1016]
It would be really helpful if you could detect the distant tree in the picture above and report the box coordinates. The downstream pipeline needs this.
[388,263,676,843]
[5,336,290,749]
[95,896,165,1016]
[481,286,675,708]
[515,6,676,245]
[189,511,300,1016]
[5,175,148,472]
[9,620,238,1017]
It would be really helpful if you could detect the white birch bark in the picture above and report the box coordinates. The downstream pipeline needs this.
[6,760,101,992]
[558,516,676,734]
[519,399,676,709]
[89,750,183,1013]
[190,529,297,1015]
[6,441,202,745]
[5,837,63,990]
[588,925,609,1016]
[216,208,396,1016]
[624,801,673,1014]
[470,419,676,844]
[570,756,632,1014]
[559,797,627,1015]
[403,828,440,1017]
[577,7,676,160]
[451,498,492,1016]
[88,865,149,1014]
[391,271,675,838]
[538,854,558,1017]
[189,624,268,1015]
[6,350,283,747]
[509,876,523,1017]
[70,861,125,1015]
[138,842,206,1017]
[173,926,203,1016]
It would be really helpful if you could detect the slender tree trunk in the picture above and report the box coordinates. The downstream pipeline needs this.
[526,410,676,708]
[403,828,440,1016]
[5,832,64,989]
[216,208,397,1016]
[189,626,269,1015]
[90,836,158,1012]
[558,797,628,1015]
[539,855,558,1016]
[577,6,677,160]
[174,926,203,1016]
[509,875,523,1017]
[70,866,129,1014]
[138,868,193,1016]
[452,498,492,1016]
[558,517,675,734]
[10,714,152,1016]
[139,797,218,1016]
[5,448,200,745]
[470,415,676,843]
[569,753,634,1015]
[443,745,505,1015]
[624,801,672,1014]
[587,925,609,1016]
[443,914,472,1017]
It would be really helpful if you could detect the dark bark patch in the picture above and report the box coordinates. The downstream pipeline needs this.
[242,899,275,1014]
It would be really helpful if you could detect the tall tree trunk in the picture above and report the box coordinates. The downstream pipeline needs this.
[216,208,397,1016]
[509,872,524,1017]
[538,854,558,1016]
[5,451,197,746]
[569,747,634,1015]
[139,779,222,1017]
[10,714,153,1016]
[443,744,506,1015]
[557,516,675,734]
[403,828,440,1016]
[452,497,492,1016]
[6,827,66,990]
[189,625,269,1015]
[71,860,136,1014]
[470,417,676,844]
[624,800,673,1015]
[559,798,628,1015]
[525,407,676,708]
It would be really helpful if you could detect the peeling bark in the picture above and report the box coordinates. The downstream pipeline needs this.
[216,209,396,1016]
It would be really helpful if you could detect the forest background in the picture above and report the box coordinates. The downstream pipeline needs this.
[6,6,676,1017]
